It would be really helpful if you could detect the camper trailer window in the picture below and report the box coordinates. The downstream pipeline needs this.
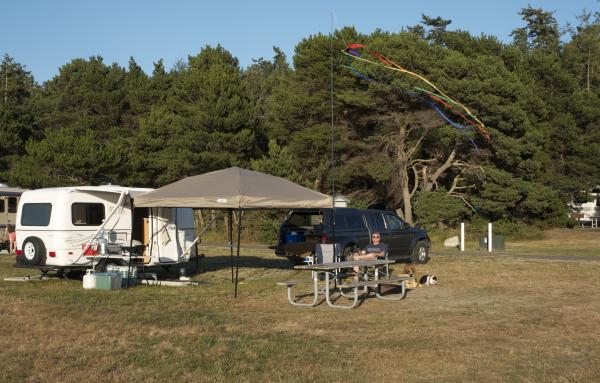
[21,203,52,226]
[8,197,17,213]
[71,203,105,226]
[0,199,4,213]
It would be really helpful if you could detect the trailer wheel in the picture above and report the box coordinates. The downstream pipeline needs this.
[21,237,47,266]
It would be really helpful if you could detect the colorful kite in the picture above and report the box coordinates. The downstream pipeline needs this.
[342,43,491,144]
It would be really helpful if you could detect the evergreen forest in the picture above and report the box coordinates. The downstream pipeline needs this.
[1,6,600,236]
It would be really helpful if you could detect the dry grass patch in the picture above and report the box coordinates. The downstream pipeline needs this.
[1,251,600,382]
[437,228,600,257]
[506,228,600,255]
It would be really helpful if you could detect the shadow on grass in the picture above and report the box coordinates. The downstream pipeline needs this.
[199,255,293,272]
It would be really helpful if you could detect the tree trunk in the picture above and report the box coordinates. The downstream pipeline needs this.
[401,167,413,225]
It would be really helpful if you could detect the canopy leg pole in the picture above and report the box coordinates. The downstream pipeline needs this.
[126,195,134,289]
[228,209,234,283]
[234,208,242,298]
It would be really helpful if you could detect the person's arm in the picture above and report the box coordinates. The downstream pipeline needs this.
[376,243,388,258]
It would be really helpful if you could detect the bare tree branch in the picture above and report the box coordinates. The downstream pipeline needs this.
[451,194,478,213]
[429,148,457,184]
[447,175,463,194]
[410,165,419,197]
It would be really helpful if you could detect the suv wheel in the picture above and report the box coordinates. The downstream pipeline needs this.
[412,241,430,264]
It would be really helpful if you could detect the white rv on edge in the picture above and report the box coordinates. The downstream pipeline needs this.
[15,185,196,269]
[569,187,600,227]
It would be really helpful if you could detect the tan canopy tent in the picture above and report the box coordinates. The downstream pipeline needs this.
[134,167,333,297]
[134,167,332,209]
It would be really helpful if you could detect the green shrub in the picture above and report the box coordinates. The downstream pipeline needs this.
[413,189,471,229]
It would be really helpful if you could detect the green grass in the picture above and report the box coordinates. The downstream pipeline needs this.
[2,235,600,382]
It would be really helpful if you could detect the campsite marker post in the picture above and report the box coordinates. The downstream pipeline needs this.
[460,222,465,252]
[487,223,493,253]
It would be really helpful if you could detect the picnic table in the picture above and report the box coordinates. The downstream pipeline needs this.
[278,259,411,309]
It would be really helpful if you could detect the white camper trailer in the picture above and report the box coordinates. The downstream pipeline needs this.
[15,185,196,269]
[569,187,600,227]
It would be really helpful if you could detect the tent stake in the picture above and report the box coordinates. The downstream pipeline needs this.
[234,208,242,298]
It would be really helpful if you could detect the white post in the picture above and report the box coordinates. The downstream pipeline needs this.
[460,222,465,252]
[487,223,493,253]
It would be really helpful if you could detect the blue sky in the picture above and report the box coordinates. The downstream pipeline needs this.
[3,0,599,83]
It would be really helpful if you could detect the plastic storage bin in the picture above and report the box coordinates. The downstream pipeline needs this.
[284,231,305,243]
[94,272,122,290]
[479,235,505,250]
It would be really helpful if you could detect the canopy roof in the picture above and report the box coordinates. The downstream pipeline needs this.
[134,167,332,209]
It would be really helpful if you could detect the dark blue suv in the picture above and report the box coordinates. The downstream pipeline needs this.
[275,208,430,265]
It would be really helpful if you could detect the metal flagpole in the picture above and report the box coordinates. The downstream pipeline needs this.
[330,12,337,259]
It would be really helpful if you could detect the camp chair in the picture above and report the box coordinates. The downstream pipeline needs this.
[315,243,358,289]
[315,243,339,264]
[379,250,391,278]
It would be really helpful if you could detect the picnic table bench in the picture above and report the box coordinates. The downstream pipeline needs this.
[278,259,412,309]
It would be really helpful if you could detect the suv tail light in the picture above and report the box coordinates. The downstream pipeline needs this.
[321,234,328,243]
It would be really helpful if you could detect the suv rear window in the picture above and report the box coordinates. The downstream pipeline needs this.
[21,203,52,226]
[287,212,322,226]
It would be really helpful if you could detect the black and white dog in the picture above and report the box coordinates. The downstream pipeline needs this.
[419,275,438,285]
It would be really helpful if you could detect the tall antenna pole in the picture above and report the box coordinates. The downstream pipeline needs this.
[330,12,337,253]
[330,13,335,203]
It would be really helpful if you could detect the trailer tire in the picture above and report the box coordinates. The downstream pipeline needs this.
[21,237,47,266]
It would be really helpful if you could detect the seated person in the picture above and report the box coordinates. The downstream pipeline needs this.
[352,232,387,274]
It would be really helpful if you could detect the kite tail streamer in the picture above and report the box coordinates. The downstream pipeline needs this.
[341,63,480,152]
[343,43,491,142]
